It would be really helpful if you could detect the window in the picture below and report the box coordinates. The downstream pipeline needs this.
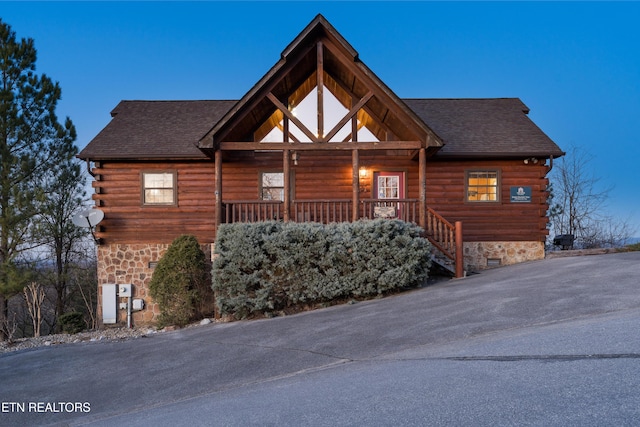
[260,172,284,201]
[142,172,176,205]
[256,82,380,143]
[466,171,499,202]
[377,175,400,199]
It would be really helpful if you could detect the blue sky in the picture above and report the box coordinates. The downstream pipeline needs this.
[2,1,639,233]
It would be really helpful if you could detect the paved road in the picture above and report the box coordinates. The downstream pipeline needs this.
[1,252,639,426]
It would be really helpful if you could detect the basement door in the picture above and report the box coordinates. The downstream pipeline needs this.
[373,171,405,219]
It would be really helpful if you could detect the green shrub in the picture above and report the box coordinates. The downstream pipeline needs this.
[149,235,210,328]
[212,219,431,319]
[624,242,640,252]
[58,312,85,334]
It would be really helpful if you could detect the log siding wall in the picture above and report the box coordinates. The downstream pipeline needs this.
[426,159,550,243]
[91,154,551,245]
[92,160,217,244]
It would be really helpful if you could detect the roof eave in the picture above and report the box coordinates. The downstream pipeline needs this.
[355,61,443,148]
[199,16,344,148]
[76,153,209,162]
[433,150,566,160]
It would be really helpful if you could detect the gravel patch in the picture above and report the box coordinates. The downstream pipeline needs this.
[0,327,156,354]
[0,318,216,355]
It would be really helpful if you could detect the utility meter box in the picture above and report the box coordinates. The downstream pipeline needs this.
[132,299,145,311]
[119,284,132,297]
[102,284,117,324]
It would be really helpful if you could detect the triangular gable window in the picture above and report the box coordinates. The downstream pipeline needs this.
[257,79,379,144]
[200,15,442,153]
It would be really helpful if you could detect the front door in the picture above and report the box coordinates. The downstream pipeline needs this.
[373,172,405,219]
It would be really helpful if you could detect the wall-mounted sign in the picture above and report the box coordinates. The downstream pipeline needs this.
[374,206,396,218]
[510,186,532,203]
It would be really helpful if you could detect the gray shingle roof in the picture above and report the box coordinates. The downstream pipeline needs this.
[78,100,236,160]
[405,98,564,158]
[78,98,563,160]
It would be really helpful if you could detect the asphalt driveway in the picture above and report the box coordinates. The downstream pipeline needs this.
[1,252,639,426]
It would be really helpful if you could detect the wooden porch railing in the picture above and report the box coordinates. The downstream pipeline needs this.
[293,200,352,223]
[223,200,283,223]
[222,200,464,277]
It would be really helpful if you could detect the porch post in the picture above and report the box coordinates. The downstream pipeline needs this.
[352,149,360,221]
[419,148,427,230]
[214,149,222,229]
[283,149,290,222]
[455,221,464,278]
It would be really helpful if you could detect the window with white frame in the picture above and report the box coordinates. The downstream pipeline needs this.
[260,172,284,201]
[377,175,400,199]
[142,171,176,205]
[466,170,499,202]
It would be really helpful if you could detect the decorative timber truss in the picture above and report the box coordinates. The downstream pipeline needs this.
[198,15,463,277]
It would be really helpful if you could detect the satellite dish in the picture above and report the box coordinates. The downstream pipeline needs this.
[72,208,105,244]
[72,208,104,228]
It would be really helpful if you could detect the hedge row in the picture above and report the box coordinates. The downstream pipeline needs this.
[211,219,431,319]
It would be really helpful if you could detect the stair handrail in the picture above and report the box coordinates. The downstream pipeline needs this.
[425,208,464,278]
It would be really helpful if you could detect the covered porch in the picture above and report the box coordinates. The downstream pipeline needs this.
[221,196,463,278]
[199,16,463,276]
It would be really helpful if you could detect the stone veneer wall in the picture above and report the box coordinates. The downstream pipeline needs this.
[97,243,212,327]
[463,241,545,272]
[97,241,543,325]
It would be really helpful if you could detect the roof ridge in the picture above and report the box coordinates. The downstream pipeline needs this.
[403,97,522,101]
[119,99,239,103]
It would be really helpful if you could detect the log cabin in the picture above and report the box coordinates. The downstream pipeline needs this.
[78,15,564,325]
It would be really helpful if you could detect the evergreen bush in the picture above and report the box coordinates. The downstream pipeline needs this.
[58,312,85,334]
[212,220,431,319]
[149,235,210,327]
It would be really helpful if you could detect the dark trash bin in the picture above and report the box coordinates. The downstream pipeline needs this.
[553,234,574,250]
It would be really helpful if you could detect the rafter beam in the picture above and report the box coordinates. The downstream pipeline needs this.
[321,38,432,144]
[317,41,324,140]
[207,42,316,146]
[267,92,318,142]
[325,70,397,141]
[218,140,423,151]
[322,91,373,143]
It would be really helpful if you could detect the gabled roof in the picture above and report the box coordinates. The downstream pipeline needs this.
[78,100,235,160]
[198,14,442,150]
[78,98,564,160]
[78,15,563,161]
[406,98,564,158]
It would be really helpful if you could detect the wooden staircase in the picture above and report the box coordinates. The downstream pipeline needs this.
[424,208,464,278]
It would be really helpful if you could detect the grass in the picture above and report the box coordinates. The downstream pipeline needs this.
[622,242,640,252]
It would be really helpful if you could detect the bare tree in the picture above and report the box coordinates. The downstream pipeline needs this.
[23,282,45,337]
[76,275,98,330]
[0,312,17,344]
[549,145,636,248]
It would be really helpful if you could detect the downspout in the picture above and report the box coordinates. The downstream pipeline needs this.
[85,159,96,177]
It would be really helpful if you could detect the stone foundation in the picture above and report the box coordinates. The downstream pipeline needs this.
[463,241,545,272]
[96,240,543,325]
[96,243,213,327]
